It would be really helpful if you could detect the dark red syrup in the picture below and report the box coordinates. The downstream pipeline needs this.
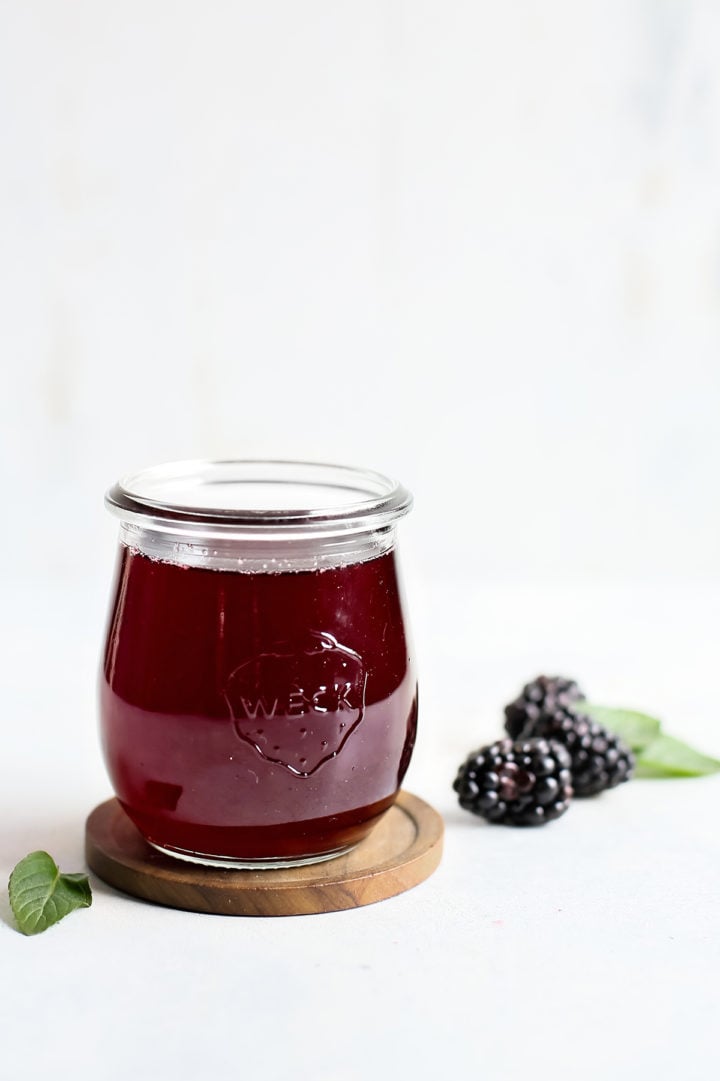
[100,547,417,862]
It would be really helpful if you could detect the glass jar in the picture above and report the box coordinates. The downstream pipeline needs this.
[100,460,417,868]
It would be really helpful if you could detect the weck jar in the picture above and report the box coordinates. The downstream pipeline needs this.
[99,460,417,868]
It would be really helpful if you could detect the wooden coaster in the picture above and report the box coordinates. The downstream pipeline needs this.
[85,791,443,917]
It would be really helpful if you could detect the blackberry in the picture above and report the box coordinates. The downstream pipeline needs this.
[512,706,634,797]
[453,738,573,826]
[504,675,584,739]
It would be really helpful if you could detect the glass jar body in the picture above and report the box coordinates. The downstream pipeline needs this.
[100,501,417,868]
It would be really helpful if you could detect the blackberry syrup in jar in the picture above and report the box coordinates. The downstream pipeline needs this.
[100,461,417,868]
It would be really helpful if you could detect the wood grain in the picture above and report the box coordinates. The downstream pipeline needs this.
[85,791,443,916]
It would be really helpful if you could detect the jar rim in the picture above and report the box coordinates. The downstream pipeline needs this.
[105,459,413,537]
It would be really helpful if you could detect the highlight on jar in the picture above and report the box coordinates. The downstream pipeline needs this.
[95,459,434,876]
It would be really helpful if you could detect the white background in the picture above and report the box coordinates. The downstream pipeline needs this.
[1,4,719,1080]
[1,0,719,582]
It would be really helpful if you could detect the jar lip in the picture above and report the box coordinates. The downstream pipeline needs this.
[105,459,413,535]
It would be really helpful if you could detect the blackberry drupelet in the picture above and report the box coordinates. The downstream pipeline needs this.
[453,738,573,826]
[504,675,584,739]
[513,706,634,796]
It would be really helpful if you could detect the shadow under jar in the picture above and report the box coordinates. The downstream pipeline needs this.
[100,460,417,869]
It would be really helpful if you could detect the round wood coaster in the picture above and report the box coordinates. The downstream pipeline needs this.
[85,791,443,916]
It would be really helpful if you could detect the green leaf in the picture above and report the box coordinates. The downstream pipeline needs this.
[579,701,720,778]
[635,735,720,778]
[8,851,92,936]
[578,703,661,752]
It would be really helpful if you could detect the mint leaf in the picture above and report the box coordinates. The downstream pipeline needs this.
[8,851,92,935]
[636,735,720,778]
[578,703,660,751]
[579,701,720,778]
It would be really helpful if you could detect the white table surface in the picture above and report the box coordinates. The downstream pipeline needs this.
[2,572,718,1081]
